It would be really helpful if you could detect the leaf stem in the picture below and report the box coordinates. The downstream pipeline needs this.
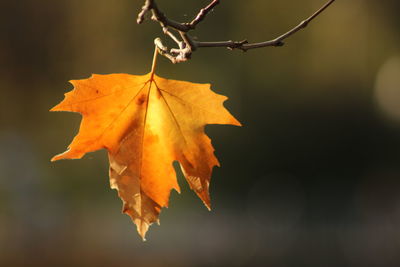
[150,42,159,78]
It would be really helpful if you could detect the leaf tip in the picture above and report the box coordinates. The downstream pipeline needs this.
[68,79,78,87]
[136,220,150,241]
[233,118,242,127]
[49,104,62,112]
[51,154,62,162]
[50,149,81,161]
[200,192,212,211]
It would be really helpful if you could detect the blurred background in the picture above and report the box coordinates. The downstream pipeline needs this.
[1,0,400,266]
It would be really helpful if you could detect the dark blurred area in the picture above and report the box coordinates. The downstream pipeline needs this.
[1,0,400,266]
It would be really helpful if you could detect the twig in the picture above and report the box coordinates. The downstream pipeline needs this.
[186,0,220,30]
[138,0,336,62]
[154,38,179,63]
[137,0,190,31]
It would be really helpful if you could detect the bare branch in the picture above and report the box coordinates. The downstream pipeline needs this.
[186,0,220,30]
[137,0,191,31]
[196,40,249,49]
[243,0,336,50]
[137,0,151,24]
[196,0,336,51]
[138,0,336,62]
[154,38,179,63]
[162,27,183,48]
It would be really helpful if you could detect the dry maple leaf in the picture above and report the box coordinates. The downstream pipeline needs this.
[51,51,241,240]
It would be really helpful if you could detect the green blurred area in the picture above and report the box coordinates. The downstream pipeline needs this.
[1,0,400,266]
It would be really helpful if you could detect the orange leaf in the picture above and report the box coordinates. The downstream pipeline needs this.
[51,54,241,240]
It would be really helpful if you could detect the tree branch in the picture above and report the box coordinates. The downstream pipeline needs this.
[138,0,336,62]
[186,0,220,30]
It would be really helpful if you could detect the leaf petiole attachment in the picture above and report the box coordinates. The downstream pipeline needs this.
[150,42,159,79]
